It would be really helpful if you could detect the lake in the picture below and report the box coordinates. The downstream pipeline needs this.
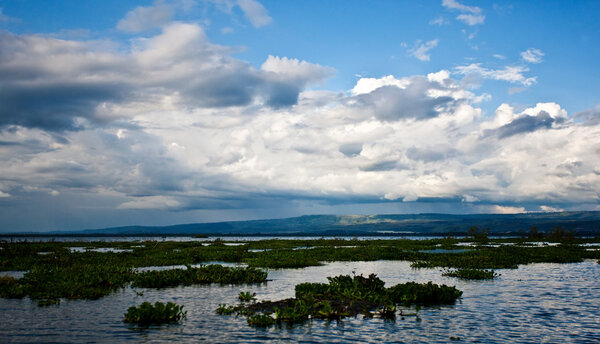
[1,260,598,343]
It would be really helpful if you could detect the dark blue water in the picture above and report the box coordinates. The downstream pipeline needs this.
[1,260,599,343]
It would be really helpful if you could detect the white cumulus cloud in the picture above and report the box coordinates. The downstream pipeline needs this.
[117,1,175,33]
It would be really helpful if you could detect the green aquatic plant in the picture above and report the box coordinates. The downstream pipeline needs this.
[247,314,276,327]
[216,304,239,315]
[239,291,256,302]
[2,238,598,273]
[245,249,322,269]
[314,300,349,320]
[132,265,267,288]
[274,299,312,325]
[123,301,186,326]
[387,281,463,305]
[217,273,462,328]
[442,268,499,280]
[1,237,599,308]
[0,265,133,303]
[376,304,396,320]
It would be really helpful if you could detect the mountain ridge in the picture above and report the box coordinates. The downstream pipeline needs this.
[7,211,598,236]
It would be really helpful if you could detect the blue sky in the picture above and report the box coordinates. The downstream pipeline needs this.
[0,0,599,231]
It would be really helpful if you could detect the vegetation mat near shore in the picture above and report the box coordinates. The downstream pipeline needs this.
[216,274,462,327]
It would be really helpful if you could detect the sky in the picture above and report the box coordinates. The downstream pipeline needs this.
[0,0,599,232]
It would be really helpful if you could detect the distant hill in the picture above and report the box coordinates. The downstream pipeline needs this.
[33,211,600,236]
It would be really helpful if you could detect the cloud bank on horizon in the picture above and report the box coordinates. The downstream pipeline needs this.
[0,0,599,231]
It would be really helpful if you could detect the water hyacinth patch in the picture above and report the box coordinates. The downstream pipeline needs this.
[216,274,462,327]
[442,268,499,280]
[239,291,256,302]
[131,265,267,289]
[123,301,186,326]
[0,265,133,302]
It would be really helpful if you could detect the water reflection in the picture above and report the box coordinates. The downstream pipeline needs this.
[0,261,598,343]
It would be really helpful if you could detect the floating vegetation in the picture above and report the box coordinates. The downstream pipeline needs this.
[442,268,499,280]
[216,274,462,327]
[131,265,267,289]
[123,301,186,326]
[0,261,264,306]
[247,313,276,327]
[239,291,256,302]
[0,265,133,302]
[0,237,598,307]
[245,250,322,269]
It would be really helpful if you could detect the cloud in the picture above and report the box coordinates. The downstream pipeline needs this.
[221,27,235,34]
[349,75,458,121]
[406,145,457,162]
[485,110,563,139]
[573,105,600,125]
[490,205,526,214]
[520,48,544,64]
[456,13,485,26]
[258,55,334,107]
[1,12,600,230]
[117,1,175,33]
[409,39,439,61]
[0,24,332,130]
[429,17,448,26]
[236,0,272,27]
[442,0,481,13]
[455,63,537,86]
[118,195,182,210]
[261,55,333,83]
[339,143,363,157]
[442,0,485,26]
[351,75,410,95]
[539,205,563,212]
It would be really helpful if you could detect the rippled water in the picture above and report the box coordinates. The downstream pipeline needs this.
[1,260,599,343]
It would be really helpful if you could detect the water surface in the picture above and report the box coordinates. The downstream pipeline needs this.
[1,261,598,343]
